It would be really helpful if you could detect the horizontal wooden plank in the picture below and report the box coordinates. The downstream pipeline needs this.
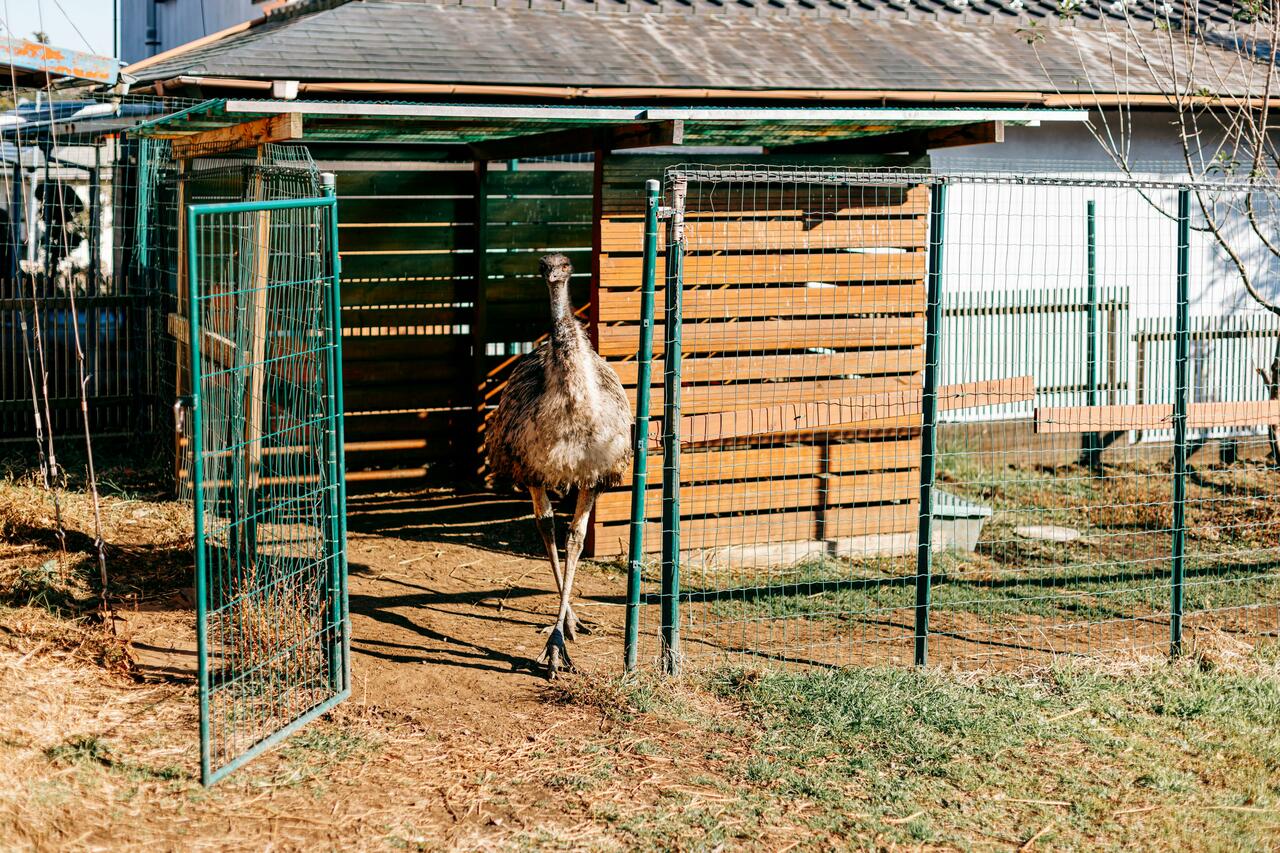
[680,376,1035,445]
[336,170,471,196]
[343,359,462,384]
[340,280,464,307]
[339,224,467,252]
[616,437,921,488]
[600,252,926,288]
[342,224,588,254]
[343,333,467,361]
[1034,400,1280,433]
[343,409,467,439]
[339,249,592,281]
[597,316,923,357]
[342,305,468,329]
[610,349,925,386]
[488,196,592,223]
[602,185,927,219]
[599,284,924,322]
[338,169,590,198]
[345,383,460,411]
[601,217,927,253]
[340,196,471,225]
[592,501,918,556]
[596,470,917,520]
[168,312,236,367]
[485,223,593,251]
[489,169,593,194]
[625,375,917,417]
[340,251,471,281]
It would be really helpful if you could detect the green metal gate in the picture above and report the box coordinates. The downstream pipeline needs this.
[186,188,348,785]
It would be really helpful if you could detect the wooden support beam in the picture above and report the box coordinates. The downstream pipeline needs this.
[1035,400,1280,434]
[167,113,303,160]
[644,376,1035,447]
[768,121,1004,156]
[468,121,682,161]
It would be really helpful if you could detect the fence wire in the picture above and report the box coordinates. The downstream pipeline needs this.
[631,165,1280,673]
[188,185,348,784]
[0,93,197,445]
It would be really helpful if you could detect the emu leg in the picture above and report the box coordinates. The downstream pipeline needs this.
[528,486,586,641]
[541,486,597,678]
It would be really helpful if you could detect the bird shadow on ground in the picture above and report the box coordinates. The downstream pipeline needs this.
[345,485,580,559]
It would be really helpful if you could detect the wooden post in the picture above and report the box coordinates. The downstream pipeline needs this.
[241,147,273,555]
[174,158,189,488]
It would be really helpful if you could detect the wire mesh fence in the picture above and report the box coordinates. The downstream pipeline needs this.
[626,165,1280,674]
[0,93,196,445]
[187,185,349,785]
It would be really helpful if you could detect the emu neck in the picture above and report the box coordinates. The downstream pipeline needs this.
[548,281,582,349]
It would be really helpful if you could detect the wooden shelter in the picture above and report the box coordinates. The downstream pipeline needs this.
[136,99,1082,554]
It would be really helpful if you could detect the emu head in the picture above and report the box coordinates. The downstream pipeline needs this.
[540,253,573,288]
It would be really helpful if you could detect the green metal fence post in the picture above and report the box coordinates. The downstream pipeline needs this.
[915,181,947,668]
[625,179,661,674]
[1085,200,1101,472]
[186,204,212,786]
[321,176,347,692]
[327,185,351,694]
[660,177,687,676]
[1171,187,1191,656]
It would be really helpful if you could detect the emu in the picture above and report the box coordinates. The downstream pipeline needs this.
[486,253,633,677]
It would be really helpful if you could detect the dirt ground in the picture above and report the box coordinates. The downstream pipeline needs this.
[3,463,1280,850]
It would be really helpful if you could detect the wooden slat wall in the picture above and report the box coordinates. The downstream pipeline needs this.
[335,163,593,484]
[591,154,929,556]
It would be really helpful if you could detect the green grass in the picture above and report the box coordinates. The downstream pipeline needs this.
[694,458,1280,634]
[574,646,1280,849]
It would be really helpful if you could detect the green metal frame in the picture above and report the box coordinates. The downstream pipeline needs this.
[1084,200,1101,472]
[625,180,661,673]
[914,182,947,667]
[188,192,349,786]
[659,179,686,676]
[1170,187,1191,656]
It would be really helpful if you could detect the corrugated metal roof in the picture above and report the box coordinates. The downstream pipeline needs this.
[127,0,1267,96]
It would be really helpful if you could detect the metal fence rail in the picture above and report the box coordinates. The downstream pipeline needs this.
[625,166,1280,674]
[188,190,349,785]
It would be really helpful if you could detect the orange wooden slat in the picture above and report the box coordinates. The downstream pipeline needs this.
[1034,400,1280,433]
[678,376,1035,445]
[596,316,924,357]
[599,251,927,288]
[592,501,919,555]
[601,216,927,253]
[598,284,925,322]
[595,470,918,521]
[614,437,921,488]
[610,349,925,386]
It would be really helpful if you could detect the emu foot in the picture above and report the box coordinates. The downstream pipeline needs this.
[539,606,591,641]
[537,627,574,679]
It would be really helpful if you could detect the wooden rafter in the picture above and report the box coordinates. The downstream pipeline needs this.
[467,120,683,161]
[165,113,304,159]
[768,121,1004,156]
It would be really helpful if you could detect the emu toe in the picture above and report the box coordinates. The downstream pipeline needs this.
[538,627,574,679]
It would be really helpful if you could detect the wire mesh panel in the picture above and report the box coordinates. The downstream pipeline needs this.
[634,165,1280,674]
[188,192,348,785]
